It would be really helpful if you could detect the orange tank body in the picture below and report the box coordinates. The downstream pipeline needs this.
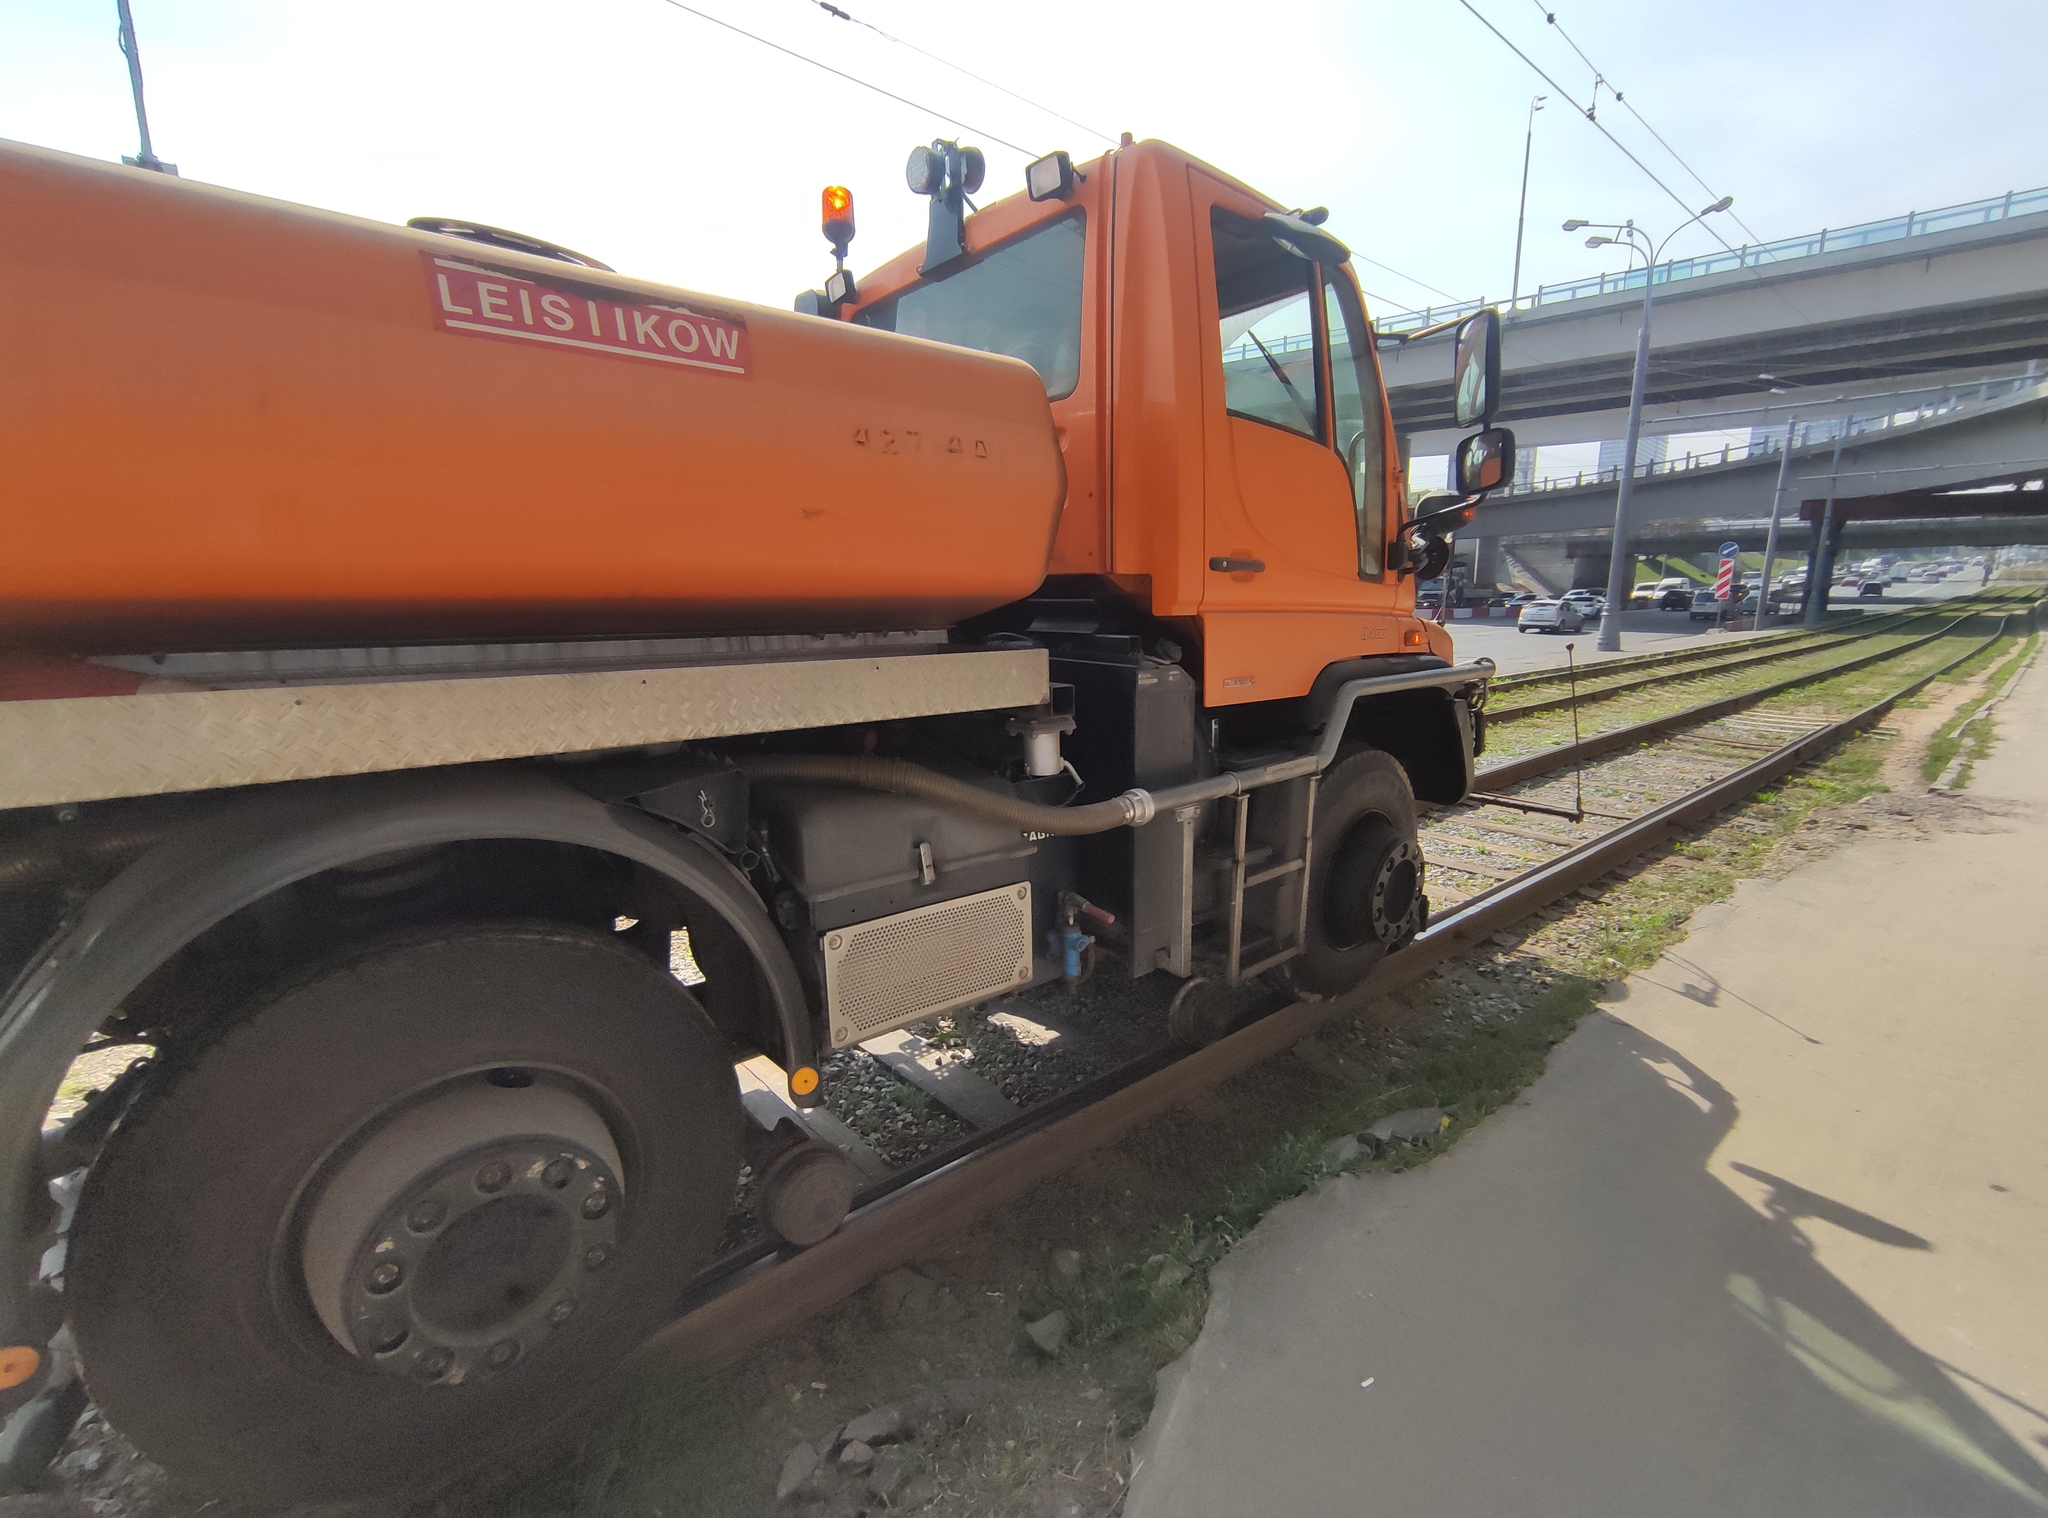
[0,139,1065,651]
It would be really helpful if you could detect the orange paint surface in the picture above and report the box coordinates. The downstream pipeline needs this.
[0,140,1064,651]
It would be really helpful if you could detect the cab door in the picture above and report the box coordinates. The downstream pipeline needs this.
[1193,176,1404,703]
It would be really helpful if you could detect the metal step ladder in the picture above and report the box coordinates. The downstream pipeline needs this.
[1216,774,1317,985]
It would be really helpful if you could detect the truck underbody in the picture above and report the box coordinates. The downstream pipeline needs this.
[0,585,1486,1496]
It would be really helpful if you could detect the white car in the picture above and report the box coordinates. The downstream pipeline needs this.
[1560,589,1607,616]
[1518,599,1587,634]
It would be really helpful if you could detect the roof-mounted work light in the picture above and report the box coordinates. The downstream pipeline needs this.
[1025,151,1076,202]
[906,139,984,274]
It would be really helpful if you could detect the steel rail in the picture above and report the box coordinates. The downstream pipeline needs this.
[1475,605,1992,790]
[1490,607,1942,721]
[645,605,2031,1369]
[1491,592,2026,695]
[1488,618,1844,693]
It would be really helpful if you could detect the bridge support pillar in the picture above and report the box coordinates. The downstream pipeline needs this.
[1570,549,1632,592]
[1806,513,1847,622]
[1469,536,1502,587]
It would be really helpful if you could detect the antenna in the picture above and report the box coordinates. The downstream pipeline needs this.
[116,0,177,175]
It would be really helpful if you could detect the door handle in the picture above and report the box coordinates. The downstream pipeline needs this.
[1208,556,1266,573]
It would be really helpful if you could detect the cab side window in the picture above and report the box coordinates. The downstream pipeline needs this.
[1212,208,1323,441]
[1324,275,1388,579]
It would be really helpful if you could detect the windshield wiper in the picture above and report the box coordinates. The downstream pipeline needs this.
[1248,331,1318,432]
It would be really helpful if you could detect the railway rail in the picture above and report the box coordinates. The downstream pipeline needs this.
[1488,610,1926,722]
[639,596,2034,1366]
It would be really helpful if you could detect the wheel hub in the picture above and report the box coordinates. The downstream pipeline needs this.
[1367,840,1425,944]
[1324,816,1427,951]
[300,1078,624,1385]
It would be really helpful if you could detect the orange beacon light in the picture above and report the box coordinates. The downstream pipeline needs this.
[822,185,855,258]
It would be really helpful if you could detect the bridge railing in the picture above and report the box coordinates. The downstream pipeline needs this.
[1486,374,2045,500]
[1374,185,2048,336]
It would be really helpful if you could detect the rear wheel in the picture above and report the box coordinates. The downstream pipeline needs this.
[68,925,743,1501]
[1294,751,1424,996]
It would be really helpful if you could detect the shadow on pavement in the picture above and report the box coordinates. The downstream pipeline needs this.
[1131,1012,2048,1517]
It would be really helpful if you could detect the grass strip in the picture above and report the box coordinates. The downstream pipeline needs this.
[1922,631,2039,785]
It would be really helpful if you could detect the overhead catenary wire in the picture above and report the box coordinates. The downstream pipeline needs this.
[1453,0,1815,327]
[1453,0,1724,243]
[654,0,1037,157]
[800,0,1453,307]
[1354,251,1458,302]
[803,0,1116,146]
[1523,0,1770,249]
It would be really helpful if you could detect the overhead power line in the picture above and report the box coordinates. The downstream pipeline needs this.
[1453,0,1728,247]
[1458,0,1816,327]
[1354,251,1459,302]
[804,0,1116,146]
[1523,0,1769,248]
[654,0,1037,156]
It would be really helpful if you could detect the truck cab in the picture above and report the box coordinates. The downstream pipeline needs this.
[838,140,1451,710]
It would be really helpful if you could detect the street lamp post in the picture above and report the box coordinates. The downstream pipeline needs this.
[1563,198,1735,651]
[1754,419,1800,631]
[1509,96,1545,309]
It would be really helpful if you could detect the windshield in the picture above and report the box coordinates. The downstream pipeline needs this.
[854,215,1085,399]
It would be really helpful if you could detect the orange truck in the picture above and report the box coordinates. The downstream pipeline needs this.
[0,133,1512,1497]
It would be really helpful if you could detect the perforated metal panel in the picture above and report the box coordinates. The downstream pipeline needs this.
[821,883,1033,1047]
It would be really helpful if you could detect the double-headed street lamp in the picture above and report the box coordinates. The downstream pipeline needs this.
[1562,197,1735,651]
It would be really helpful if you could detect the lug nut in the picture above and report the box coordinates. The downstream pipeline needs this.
[485,1338,521,1370]
[369,1324,410,1355]
[542,1157,574,1190]
[581,1188,611,1219]
[412,1347,453,1381]
[367,1261,404,1295]
[547,1296,577,1327]
[475,1160,513,1194]
[583,1244,612,1271]
[405,1199,446,1233]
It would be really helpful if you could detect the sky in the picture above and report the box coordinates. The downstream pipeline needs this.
[4,0,2044,322]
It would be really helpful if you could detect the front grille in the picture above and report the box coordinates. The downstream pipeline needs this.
[821,883,1034,1047]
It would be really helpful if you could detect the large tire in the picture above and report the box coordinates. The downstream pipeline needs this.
[67,925,742,1501]
[1294,750,1424,996]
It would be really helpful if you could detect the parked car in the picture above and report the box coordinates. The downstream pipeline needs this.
[1518,598,1587,634]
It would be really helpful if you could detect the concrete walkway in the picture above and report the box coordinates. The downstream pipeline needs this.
[1130,656,2048,1516]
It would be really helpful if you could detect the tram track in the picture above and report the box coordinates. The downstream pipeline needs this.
[1488,610,1926,722]
[646,598,2033,1369]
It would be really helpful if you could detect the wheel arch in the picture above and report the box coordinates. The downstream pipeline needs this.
[0,767,810,1380]
[1304,656,1480,806]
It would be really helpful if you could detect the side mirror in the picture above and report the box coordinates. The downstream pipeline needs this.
[1453,426,1516,495]
[1453,309,1502,427]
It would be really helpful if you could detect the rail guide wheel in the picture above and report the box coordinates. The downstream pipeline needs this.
[65,926,743,1502]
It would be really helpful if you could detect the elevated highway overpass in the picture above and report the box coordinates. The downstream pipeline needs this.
[1464,377,2048,541]
[1457,379,2048,590]
[1380,185,2048,448]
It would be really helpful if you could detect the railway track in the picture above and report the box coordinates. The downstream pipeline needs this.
[1488,609,1927,722]
[644,595,2034,1367]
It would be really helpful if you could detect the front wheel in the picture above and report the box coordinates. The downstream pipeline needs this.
[1293,750,1424,996]
[68,925,744,1501]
